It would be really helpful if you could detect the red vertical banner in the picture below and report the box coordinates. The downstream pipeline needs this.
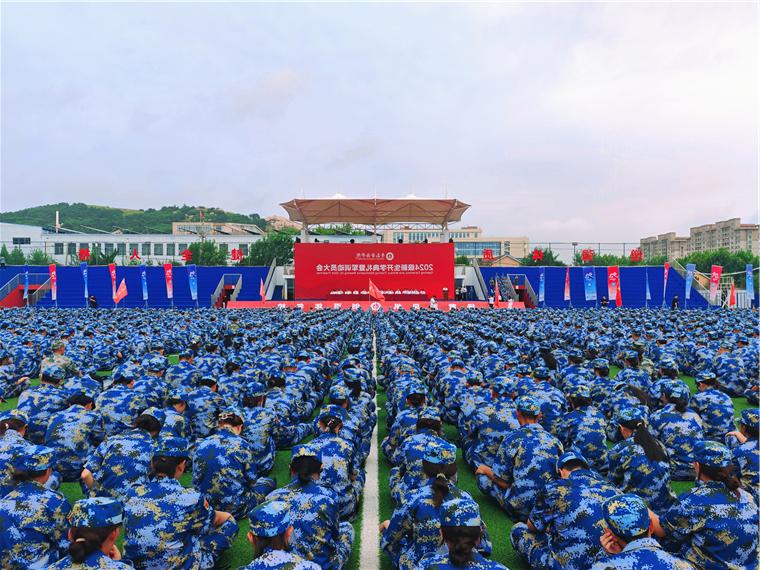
[662,262,670,303]
[108,263,117,300]
[564,267,571,302]
[163,263,174,299]
[709,265,723,303]
[494,279,501,308]
[728,281,736,307]
[48,264,57,302]
[607,265,620,306]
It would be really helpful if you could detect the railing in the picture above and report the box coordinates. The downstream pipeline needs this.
[672,260,713,305]
[210,273,242,307]
[497,274,519,301]
[262,257,277,301]
[514,274,538,306]
[471,258,489,301]
[229,275,243,302]
[29,278,52,306]
[0,273,51,305]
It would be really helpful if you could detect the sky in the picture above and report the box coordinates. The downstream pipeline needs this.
[1,2,757,244]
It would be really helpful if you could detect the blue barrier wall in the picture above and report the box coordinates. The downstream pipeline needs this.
[479,265,710,308]
[0,265,269,308]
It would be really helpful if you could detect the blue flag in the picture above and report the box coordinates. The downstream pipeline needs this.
[645,268,651,301]
[746,264,754,299]
[22,264,29,300]
[684,263,696,300]
[140,265,149,301]
[582,266,597,301]
[538,268,545,303]
[80,262,89,299]
[187,264,198,302]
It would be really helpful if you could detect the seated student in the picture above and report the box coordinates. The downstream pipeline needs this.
[475,396,563,521]
[510,450,619,570]
[418,497,508,569]
[0,445,71,569]
[241,501,320,569]
[265,445,353,570]
[691,371,734,442]
[591,494,694,570]
[123,437,238,570]
[725,409,759,502]
[607,406,676,514]
[652,441,759,570]
[51,497,131,569]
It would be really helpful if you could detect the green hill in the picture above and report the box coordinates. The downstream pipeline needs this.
[0,202,268,234]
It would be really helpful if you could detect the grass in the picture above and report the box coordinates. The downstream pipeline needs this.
[2,360,753,569]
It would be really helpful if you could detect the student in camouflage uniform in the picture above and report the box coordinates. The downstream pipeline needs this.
[40,339,81,379]
[191,408,275,518]
[691,371,735,442]
[726,409,759,501]
[653,440,759,570]
[17,364,69,444]
[591,494,695,570]
[511,450,620,570]
[241,500,320,569]
[50,497,131,569]
[123,437,238,569]
[0,445,71,569]
[475,395,563,521]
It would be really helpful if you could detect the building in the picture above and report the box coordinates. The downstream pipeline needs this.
[640,232,690,261]
[640,218,759,261]
[380,225,530,260]
[171,221,264,236]
[688,218,757,255]
[265,215,302,231]
[0,222,264,266]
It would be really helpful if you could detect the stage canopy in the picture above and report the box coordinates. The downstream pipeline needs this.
[280,198,470,227]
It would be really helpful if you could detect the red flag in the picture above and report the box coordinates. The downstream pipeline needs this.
[564,267,571,302]
[368,279,385,301]
[114,279,128,305]
[108,263,117,300]
[728,281,736,307]
[260,278,266,303]
[494,280,501,308]
[709,265,723,303]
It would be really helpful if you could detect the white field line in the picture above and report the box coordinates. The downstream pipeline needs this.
[359,331,380,570]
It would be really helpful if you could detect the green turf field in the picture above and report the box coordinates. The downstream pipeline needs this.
[0,361,753,569]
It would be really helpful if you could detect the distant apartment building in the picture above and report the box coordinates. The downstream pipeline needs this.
[640,218,759,261]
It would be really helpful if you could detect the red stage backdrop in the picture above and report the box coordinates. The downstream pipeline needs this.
[295,242,455,300]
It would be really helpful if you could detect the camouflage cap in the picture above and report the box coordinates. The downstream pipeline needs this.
[533,366,550,380]
[694,440,733,469]
[418,406,442,423]
[51,339,65,350]
[568,384,591,400]
[663,380,690,402]
[219,407,244,424]
[248,500,291,538]
[557,449,588,470]
[741,408,759,430]
[317,404,348,424]
[69,497,123,528]
[12,445,55,471]
[245,381,267,398]
[615,406,647,425]
[139,407,165,424]
[291,444,319,460]
[0,408,29,424]
[154,436,190,459]
[146,356,168,372]
[42,365,66,383]
[440,497,481,527]
[659,357,678,373]
[591,358,610,371]
[491,377,515,396]
[329,383,351,401]
[515,395,541,416]
[623,350,639,361]
[515,364,532,375]
[603,494,650,540]
[424,440,457,465]
[695,371,717,384]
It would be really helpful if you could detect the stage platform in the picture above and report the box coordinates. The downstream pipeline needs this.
[226,300,525,311]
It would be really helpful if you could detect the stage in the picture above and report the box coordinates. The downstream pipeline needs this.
[226,300,525,311]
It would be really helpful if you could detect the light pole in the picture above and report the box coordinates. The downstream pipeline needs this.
[572,242,578,265]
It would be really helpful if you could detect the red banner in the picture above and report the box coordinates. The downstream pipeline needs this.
[163,263,174,299]
[709,264,723,303]
[114,279,128,305]
[564,267,570,301]
[607,265,619,304]
[228,300,525,311]
[49,264,57,302]
[294,243,455,300]
[728,281,736,307]
[108,263,117,300]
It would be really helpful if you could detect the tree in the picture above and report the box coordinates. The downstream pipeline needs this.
[0,245,27,265]
[520,248,566,266]
[677,249,759,284]
[89,248,118,265]
[187,240,229,266]
[242,233,294,266]
[26,249,54,265]
[454,255,470,265]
